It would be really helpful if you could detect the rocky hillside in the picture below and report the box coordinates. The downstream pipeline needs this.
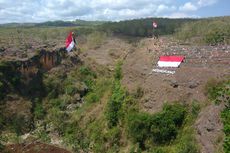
[0,19,230,153]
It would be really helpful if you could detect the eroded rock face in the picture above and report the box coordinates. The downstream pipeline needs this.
[4,142,71,153]
[2,95,33,133]
[195,104,225,153]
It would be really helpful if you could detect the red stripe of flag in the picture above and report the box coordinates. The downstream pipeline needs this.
[65,32,73,49]
[159,56,184,62]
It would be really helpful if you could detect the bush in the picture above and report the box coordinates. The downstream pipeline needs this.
[105,127,121,147]
[163,103,186,127]
[206,79,230,152]
[177,140,199,153]
[34,102,45,120]
[175,17,230,45]
[0,61,21,99]
[222,109,230,152]
[63,123,89,152]
[204,79,224,102]
[85,92,100,103]
[126,112,151,146]
[191,101,201,117]
[205,29,225,45]
[106,81,125,128]
[114,61,123,80]
[150,113,177,144]
[79,66,97,78]
[36,130,51,143]
[126,104,186,148]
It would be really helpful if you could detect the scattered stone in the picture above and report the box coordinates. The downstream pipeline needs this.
[0,47,5,52]
[66,104,78,111]
[170,80,179,88]
[77,82,88,96]
[73,93,81,102]
[188,81,199,89]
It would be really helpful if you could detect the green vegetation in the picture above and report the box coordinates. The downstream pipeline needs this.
[126,103,186,148]
[205,79,230,153]
[106,62,125,128]
[176,17,230,45]
[0,61,21,100]
[0,55,201,152]
[100,18,195,37]
[0,20,106,28]
[3,17,230,152]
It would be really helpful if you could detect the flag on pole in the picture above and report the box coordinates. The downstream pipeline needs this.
[157,56,185,67]
[152,21,158,28]
[65,32,75,52]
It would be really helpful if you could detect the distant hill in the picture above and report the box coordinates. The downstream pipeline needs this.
[0,22,36,27]
[99,17,198,37]
[0,20,107,27]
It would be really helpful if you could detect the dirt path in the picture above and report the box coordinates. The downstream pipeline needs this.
[83,36,230,153]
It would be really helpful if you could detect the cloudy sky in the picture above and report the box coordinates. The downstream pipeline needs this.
[0,0,229,23]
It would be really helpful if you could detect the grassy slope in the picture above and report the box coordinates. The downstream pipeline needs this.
[1,17,229,152]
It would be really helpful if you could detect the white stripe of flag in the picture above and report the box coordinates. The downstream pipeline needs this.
[65,32,75,52]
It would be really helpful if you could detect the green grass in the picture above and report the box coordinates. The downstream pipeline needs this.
[205,79,230,153]
[175,17,230,45]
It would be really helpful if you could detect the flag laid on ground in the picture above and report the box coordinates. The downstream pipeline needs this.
[65,32,75,52]
[157,56,185,67]
[152,21,158,28]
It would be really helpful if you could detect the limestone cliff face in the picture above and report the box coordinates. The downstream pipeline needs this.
[18,48,65,77]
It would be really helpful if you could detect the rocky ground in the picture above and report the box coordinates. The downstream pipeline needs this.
[4,142,71,153]
[1,35,229,153]
[83,36,230,153]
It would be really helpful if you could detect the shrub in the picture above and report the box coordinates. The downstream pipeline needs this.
[36,130,51,143]
[105,127,121,147]
[34,102,45,120]
[205,29,225,45]
[150,113,177,144]
[175,17,230,45]
[126,104,186,148]
[114,61,123,80]
[106,81,125,128]
[206,79,230,152]
[163,103,186,127]
[0,61,21,99]
[126,112,151,147]
[222,109,230,152]
[79,66,96,78]
[191,101,201,117]
[176,138,199,153]
[204,79,223,102]
[85,92,100,103]
[63,123,89,152]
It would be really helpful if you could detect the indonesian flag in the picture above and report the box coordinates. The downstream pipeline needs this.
[65,32,75,52]
[157,56,185,67]
[153,21,158,28]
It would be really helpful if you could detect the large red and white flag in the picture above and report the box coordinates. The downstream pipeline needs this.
[65,32,75,52]
[152,21,158,28]
[157,56,185,67]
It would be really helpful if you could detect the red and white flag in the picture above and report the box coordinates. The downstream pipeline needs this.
[157,56,185,67]
[65,32,75,52]
[152,21,158,28]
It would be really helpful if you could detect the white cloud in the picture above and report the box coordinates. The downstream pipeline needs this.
[165,12,199,18]
[179,2,197,11]
[197,0,218,7]
[178,0,218,14]
[0,0,219,23]
[156,4,176,14]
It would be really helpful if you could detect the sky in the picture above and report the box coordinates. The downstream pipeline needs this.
[0,0,229,24]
